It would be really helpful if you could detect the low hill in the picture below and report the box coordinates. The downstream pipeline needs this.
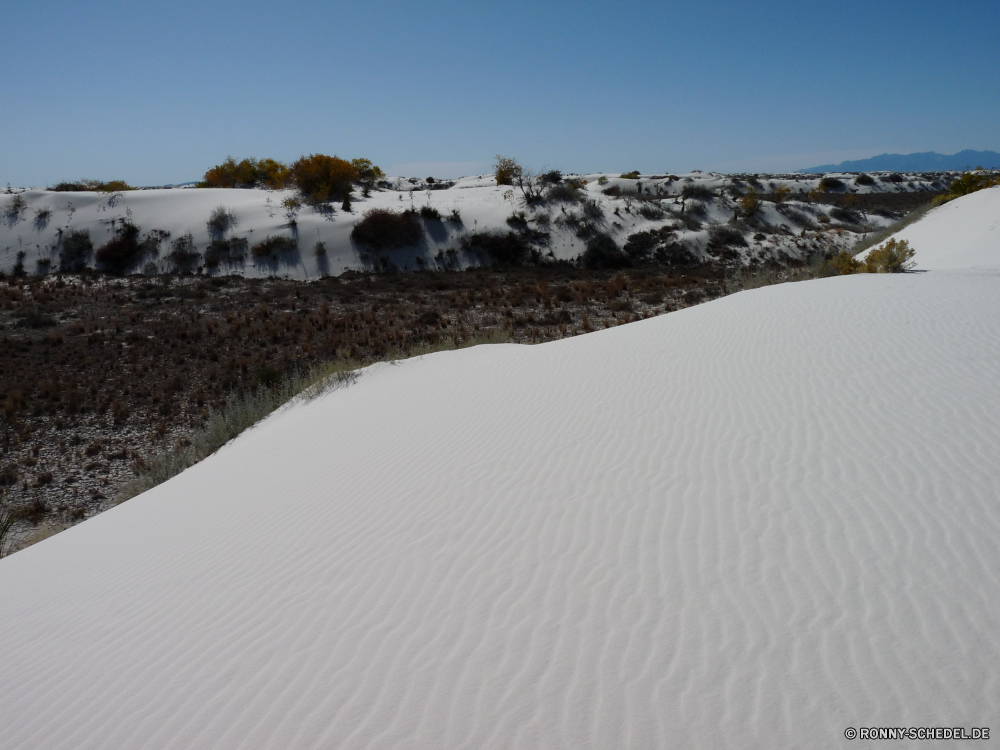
[0,171,944,280]
[801,149,1000,173]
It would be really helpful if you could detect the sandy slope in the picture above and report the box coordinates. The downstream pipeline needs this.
[1,259,998,746]
[890,186,1000,270]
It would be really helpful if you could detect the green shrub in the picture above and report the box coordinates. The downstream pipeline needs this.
[819,177,844,191]
[581,233,629,269]
[251,235,297,257]
[681,184,714,201]
[620,171,640,179]
[351,208,423,249]
[828,250,862,275]
[738,188,762,218]
[168,233,199,267]
[207,206,238,239]
[204,237,248,267]
[419,205,443,221]
[350,158,385,187]
[95,221,143,274]
[290,154,358,203]
[59,230,93,272]
[623,230,659,259]
[583,198,605,220]
[863,238,915,273]
[541,170,563,184]
[943,169,1000,200]
[447,208,463,224]
[708,225,746,248]
[50,180,135,192]
[547,183,582,203]
[462,231,536,266]
[854,173,875,186]
[3,194,27,225]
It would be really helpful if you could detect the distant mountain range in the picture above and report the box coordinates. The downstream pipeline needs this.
[800,150,1000,174]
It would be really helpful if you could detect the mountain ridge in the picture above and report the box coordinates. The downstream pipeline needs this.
[800,149,1000,173]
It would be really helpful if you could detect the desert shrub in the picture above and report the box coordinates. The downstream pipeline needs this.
[351,158,385,188]
[95,221,143,274]
[207,206,238,239]
[829,251,862,275]
[419,205,443,221]
[250,235,297,257]
[447,208,463,224]
[547,183,582,202]
[772,184,792,203]
[199,157,290,189]
[778,205,814,228]
[168,233,199,267]
[33,207,52,231]
[863,238,915,273]
[59,229,93,271]
[708,225,746,247]
[290,154,358,203]
[623,230,658,259]
[49,180,134,192]
[580,233,629,269]
[830,206,862,224]
[655,241,698,266]
[494,155,521,186]
[582,198,605,220]
[462,231,535,266]
[204,237,248,267]
[636,201,664,220]
[506,211,529,230]
[601,185,622,197]
[855,173,875,186]
[351,208,423,249]
[681,184,715,201]
[540,170,563,184]
[620,171,640,179]
[314,241,327,256]
[3,194,27,225]
[818,177,844,191]
[944,169,1000,199]
[738,188,762,218]
[679,213,703,231]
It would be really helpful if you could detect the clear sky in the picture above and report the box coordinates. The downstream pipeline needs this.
[2,0,998,186]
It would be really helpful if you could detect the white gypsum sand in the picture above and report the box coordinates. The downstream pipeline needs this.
[860,185,1000,271]
[0,191,998,748]
[0,170,936,279]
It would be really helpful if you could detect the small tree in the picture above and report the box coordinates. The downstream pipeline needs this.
[351,158,385,188]
[494,155,521,186]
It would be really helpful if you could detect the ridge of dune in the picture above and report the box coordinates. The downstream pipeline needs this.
[870,185,1000,271]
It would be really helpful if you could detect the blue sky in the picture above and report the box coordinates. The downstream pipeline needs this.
[2,0,998,185]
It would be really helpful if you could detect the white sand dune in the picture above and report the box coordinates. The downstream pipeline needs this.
[1,170,927,279]
[2,197,999,748]
[884,185,1000,271]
